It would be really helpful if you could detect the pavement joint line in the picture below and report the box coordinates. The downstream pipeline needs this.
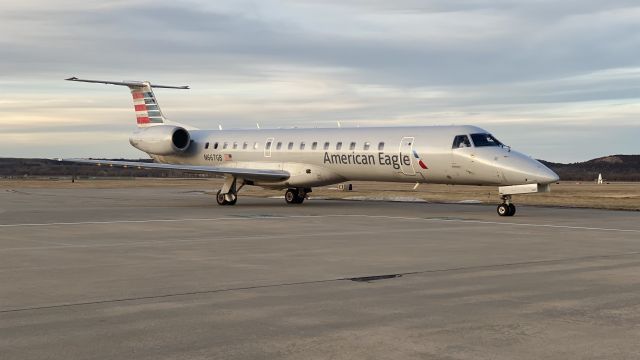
[0,217,255,227]
[0,214,637,233]
[3,251,640,314]
[320,214,640,233]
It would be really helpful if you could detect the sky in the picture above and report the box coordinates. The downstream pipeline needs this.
[0,0,638,162]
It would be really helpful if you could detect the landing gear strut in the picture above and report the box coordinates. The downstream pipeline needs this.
[284,188,310,204]
[497,195,516,216]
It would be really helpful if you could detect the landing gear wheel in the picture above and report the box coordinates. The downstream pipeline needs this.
[508,204,516,216]
[216,190,237,206]
[216,190,228,206]
[497,204,510,216]
[285,189,300,204]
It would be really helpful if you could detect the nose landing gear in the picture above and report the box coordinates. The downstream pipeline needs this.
[497,195,516,216]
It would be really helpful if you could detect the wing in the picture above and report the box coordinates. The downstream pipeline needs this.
[60,158,290,181]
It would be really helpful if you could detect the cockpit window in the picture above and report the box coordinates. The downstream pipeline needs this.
[452,135,472,149]
[470,133,503,147]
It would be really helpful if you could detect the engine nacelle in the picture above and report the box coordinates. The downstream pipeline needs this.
[129,125,191,155]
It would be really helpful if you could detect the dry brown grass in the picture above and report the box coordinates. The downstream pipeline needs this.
[1,178,638,211]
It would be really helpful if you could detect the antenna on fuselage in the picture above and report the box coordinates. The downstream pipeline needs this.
[336,121,342,128]
[256,122,261,129]
[218,124,223,130]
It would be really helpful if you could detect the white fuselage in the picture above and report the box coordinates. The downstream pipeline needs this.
[146,125,558,189]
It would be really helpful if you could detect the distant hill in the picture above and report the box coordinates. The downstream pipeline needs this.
[0,158,214,178]
[1,155,639,181]
[540,155,640,182]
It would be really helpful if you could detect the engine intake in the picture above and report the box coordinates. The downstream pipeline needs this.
[129,125,191,155]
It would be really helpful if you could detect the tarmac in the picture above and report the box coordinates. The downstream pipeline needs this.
[1,187,639,359]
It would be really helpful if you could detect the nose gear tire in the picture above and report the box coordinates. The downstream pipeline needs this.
[497,203,516,216]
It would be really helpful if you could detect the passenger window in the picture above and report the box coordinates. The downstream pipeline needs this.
[300,142,306,150]
[452,135,472,149]
[242,142,248,150]
[324,142,330,150]
[349,142,356,150]
[276,142,282,150]
[312,142,318,150]
[266,141,272,150]
[223,142,228,149]
[378,142,384,151]
[336,142,343,150]
[363,142,370,150]
[205,142,210,149]
[288,142,294,150]
[233,142,238,149]
[214,142,219,149]
[254,142,259,150]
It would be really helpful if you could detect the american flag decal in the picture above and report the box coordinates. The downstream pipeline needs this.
[413,150,428,170]
[224,154,233,161]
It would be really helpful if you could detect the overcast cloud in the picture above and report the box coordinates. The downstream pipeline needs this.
[0,0,638,161]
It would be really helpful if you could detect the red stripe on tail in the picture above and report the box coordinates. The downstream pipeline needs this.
[134,104,147,111]
[132,92,145,99]
[136,116,150,124]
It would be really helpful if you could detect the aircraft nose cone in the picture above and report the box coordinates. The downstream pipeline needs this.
[496,150,560,185]
[535,166,560,184]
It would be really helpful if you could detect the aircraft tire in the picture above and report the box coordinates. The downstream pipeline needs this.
[285,189,299,204]
[216,190,229,206]
[227,193,238,206]
[497,204,510,216]
[508,204,516,216]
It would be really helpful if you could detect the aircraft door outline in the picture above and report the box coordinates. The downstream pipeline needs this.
[399,136,416,176]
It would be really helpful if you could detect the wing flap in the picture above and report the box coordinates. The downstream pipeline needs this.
[60,158,289,181]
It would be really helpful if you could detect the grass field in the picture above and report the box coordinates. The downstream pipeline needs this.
[1,178,638,211]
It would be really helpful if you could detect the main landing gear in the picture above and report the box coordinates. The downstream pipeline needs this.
[284,188,310,204]
[216,190,237,206]
[216,175,243,206]
[497,195,516,216]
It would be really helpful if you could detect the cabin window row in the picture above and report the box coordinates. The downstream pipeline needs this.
[205,141,386,151]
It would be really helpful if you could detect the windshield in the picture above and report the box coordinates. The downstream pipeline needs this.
[470,133,503,147]
[452,135,472,149]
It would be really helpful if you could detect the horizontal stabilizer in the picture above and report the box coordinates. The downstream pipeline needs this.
[65,77,189,89]
[59,158,290,182]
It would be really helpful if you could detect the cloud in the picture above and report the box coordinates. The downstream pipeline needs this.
[0,0,638,161]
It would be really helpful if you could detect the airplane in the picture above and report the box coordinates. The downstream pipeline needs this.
[63,77,559,216]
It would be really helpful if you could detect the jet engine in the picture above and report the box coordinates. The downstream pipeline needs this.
[129,125,191,155]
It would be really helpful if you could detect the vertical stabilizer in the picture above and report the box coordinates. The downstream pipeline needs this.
[65,77,189,128]
[129,83,166,127]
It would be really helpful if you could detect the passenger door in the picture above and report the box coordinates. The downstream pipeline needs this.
[399,137,416,176]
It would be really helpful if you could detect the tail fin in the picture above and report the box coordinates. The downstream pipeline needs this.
[65,77,189,128]
[130,84,166,126]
